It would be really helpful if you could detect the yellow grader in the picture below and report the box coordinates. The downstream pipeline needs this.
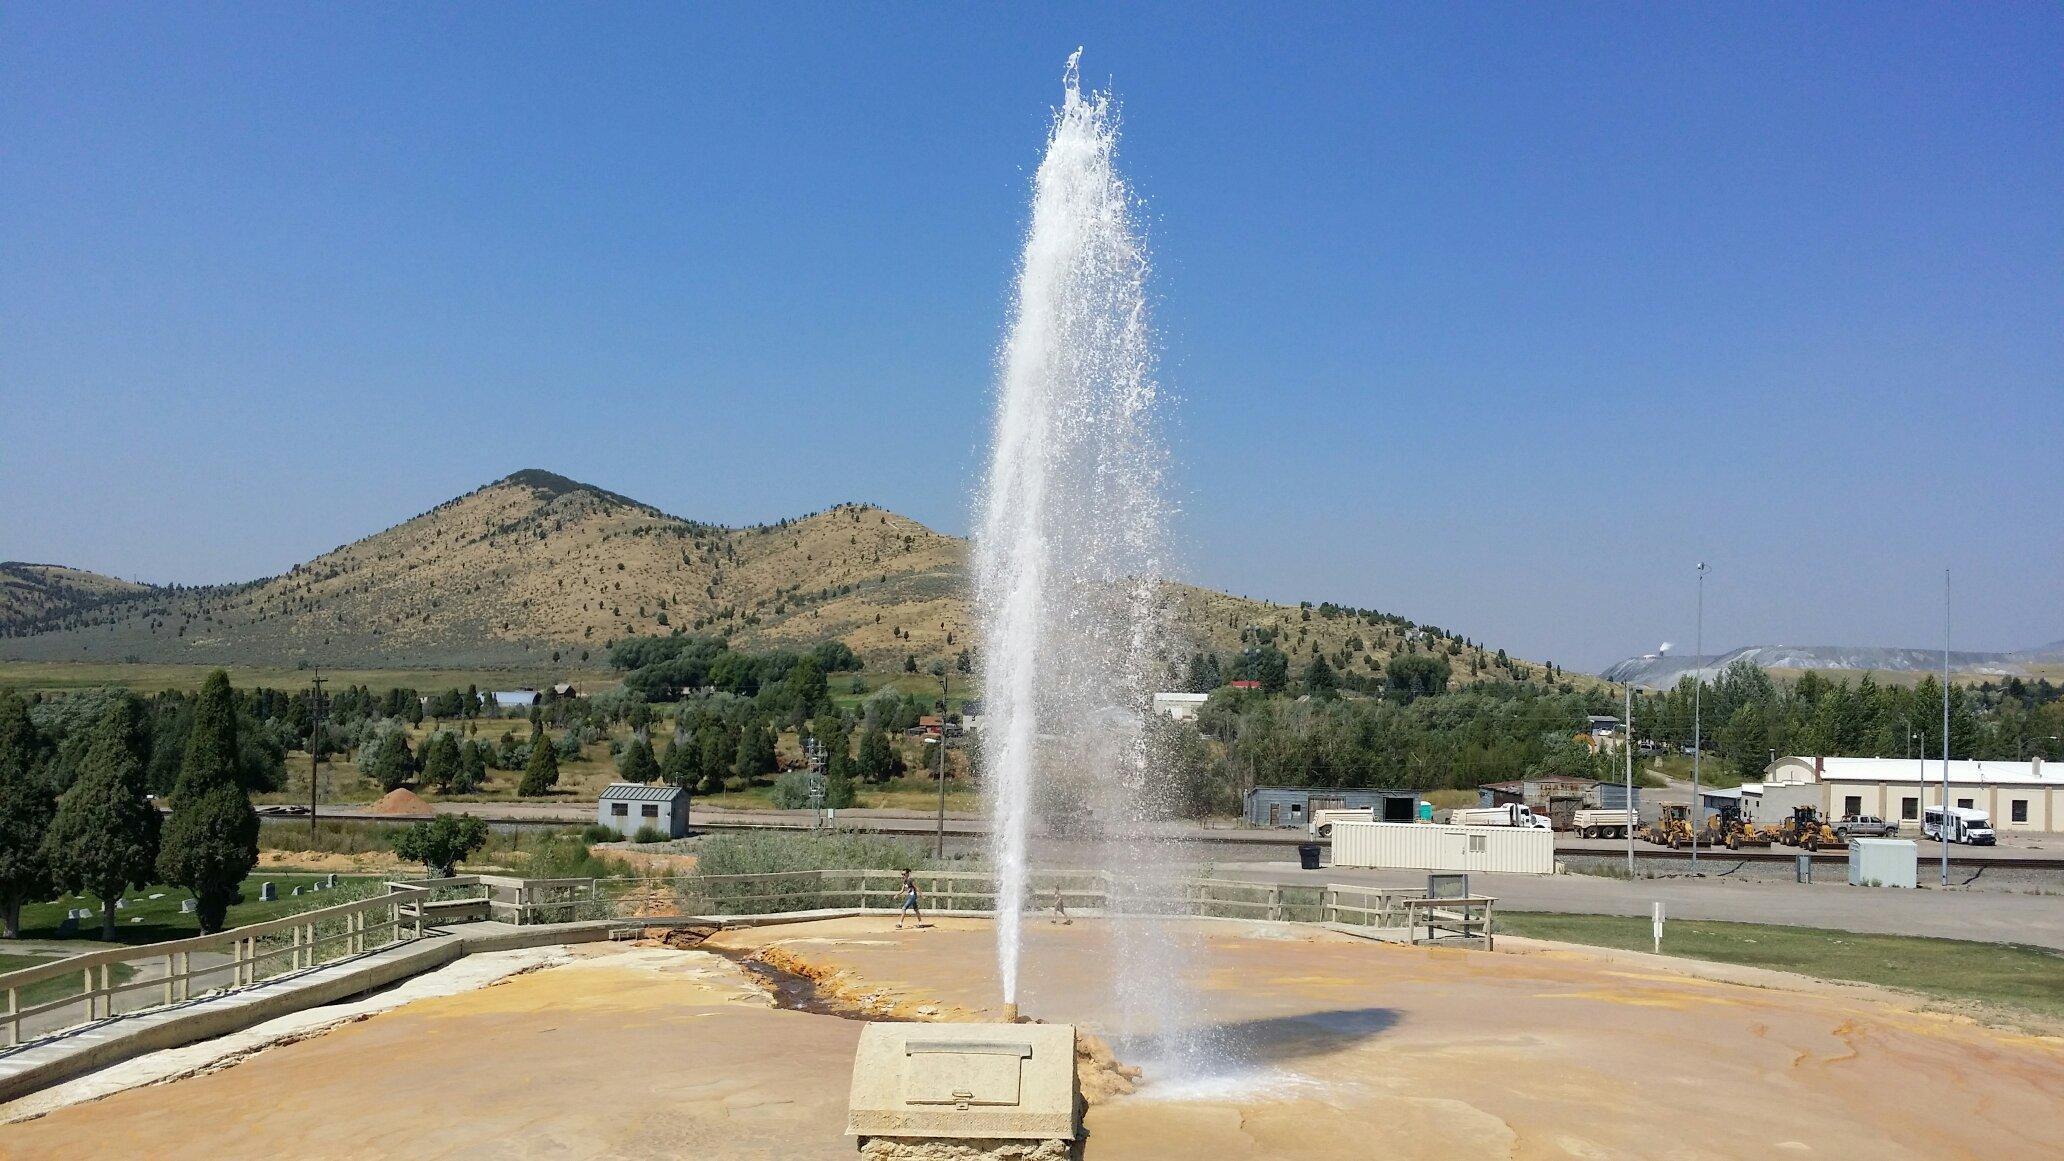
[1641,803,1696,849]
[1703,804,1773,850]
[1774,805,1848,852]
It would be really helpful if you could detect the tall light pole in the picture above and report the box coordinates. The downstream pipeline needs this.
[1691,563,1707,871]
[1940,570,1951,888]
[934,664,950,859]
[1624,682,1635,876]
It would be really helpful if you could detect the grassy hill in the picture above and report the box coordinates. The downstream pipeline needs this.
[0,470,1572,688]
[0,563,156,629]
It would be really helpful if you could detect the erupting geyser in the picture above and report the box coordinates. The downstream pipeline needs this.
[975,51,1214,1078]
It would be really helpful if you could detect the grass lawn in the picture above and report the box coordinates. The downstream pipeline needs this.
[15,873,380,947]
[1498,911,2064,1021]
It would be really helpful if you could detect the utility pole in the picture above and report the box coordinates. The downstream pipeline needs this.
[308,669,327,836]
[1941,570,1951,888]
[935,666,950,859]
[1624,682,1634,877]
[1691,563,1707,871]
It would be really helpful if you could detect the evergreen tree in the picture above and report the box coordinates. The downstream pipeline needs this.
[157,670,259,933]
[420,732,461,793]
[44,696,161,940]
[518,724,560,796]
[696,729,731,795]
[391,814,490,877]
[453,739,487,794]
[735,722,778,782]
[821,724,858,808]
[361,725,417,792]
[660,735,696,787]
[784,657,831,723]
[0,690,55,939]
[617,737,660,783]
[1302,655,1339,698]
[855,728,902,783]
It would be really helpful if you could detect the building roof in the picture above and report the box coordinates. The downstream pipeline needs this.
[598,781,687,802]
[1245,785,1418,798]
[1771,756,2061,788]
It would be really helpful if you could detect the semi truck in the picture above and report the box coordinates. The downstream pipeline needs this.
[1449,803,1551,830]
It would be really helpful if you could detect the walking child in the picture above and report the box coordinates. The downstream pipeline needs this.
[896,868,923,928]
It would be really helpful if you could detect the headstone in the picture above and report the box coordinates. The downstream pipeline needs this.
[57,916,78,936]
[148,892,166,900]
[291,885,303,896]
[324,873,338,888]
[180,898,198,914]
[260,882,277,902]
[129,916,142,924]
[114,897,127,910]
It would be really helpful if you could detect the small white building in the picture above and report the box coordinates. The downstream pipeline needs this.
[1153,692,1209,722]
[596,781,691,840]
[1763,755,2064,834]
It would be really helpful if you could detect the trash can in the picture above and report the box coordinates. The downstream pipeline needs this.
[1298,843,1322,870]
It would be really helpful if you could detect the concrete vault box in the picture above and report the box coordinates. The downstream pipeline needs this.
[847,1021,1079,1144]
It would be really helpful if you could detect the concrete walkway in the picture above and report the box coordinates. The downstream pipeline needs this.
[1218,860,2064,950]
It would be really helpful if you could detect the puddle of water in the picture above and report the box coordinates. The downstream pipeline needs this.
[702,945,915,1023]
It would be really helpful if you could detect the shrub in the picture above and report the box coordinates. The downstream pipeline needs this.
[686,831,937,914]
[581,823,618,843]
[769,769,815,809]
[391,814,491,877]
[632,824,668,844]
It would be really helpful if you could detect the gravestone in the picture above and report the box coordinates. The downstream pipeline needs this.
[57,916,78,936]
[114,897,127,910]
[260,882,277,902]
[324,874,338,889]
[291,885,303,896]
[180,898,198,914]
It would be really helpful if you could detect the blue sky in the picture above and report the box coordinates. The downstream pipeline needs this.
[5,4,2059,670]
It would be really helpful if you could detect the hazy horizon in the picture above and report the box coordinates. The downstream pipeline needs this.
[6,7,2059,671]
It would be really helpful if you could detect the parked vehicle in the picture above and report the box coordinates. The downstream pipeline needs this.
[1774,806,1848,852]
[1703,805,1773,849]
[1310,807,1376,837]
[1922,806,1995,846]
[1641,804,1694,849]
[1571,809,1638,839]
[1832,814,1899,839]
[1450,803,1551,830]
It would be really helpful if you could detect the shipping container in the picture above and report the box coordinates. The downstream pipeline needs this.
[1847,838,1917,888]
[1330,820,1555,875]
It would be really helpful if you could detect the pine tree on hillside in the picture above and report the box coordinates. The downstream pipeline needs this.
[0,690,56,939]
[518,724,560,796]
[45,696,161,940]
[158,670,259,933]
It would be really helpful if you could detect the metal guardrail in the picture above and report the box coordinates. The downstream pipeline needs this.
[0,885,433,1050]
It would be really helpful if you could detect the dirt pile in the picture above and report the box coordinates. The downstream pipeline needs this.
[366,789,433,817]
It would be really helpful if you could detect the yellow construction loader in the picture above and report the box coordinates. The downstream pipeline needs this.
[1641,803,1695,849]
[1774,805,1848,852]
[1703,805,1773,850]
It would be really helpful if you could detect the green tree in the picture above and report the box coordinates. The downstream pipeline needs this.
[855,728,902,783]
[735,722,778,782]
[391,814,491,877]
[157,670,259,933]
[1302,655,1339,698]
[419,732,462,793]
[360,725,417,792]
[784,657,831,724]
[44,696,162,940]
[518,725,560,796]
[617,737,661,783]
[0,690,55,938]
[453,739,488,794]
[660,735,695,787]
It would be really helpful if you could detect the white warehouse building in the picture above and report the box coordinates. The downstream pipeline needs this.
[1762,755,2064,834]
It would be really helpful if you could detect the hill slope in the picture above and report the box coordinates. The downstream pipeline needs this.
[1601,644,2059,688]
[1,470,1568,686]
[0,563,157,630]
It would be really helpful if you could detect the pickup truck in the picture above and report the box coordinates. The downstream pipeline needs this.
[1832,814,1899,839]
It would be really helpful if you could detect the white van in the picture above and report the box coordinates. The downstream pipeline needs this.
[1922,805,1995,846]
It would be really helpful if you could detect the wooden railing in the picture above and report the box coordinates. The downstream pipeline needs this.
[0,885,430,1051]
